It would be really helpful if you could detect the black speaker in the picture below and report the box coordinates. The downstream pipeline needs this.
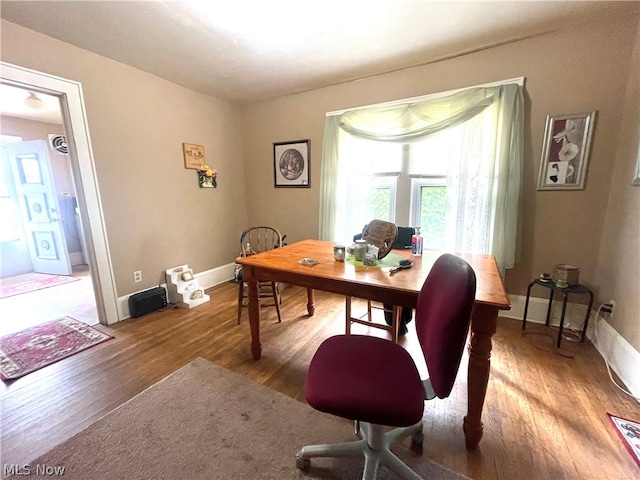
[128,286,167,318]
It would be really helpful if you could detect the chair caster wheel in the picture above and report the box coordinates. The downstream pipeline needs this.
[296,454,310,470]
[411,431,424,453]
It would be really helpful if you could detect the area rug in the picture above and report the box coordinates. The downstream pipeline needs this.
[0,274,79,299]
[0,317,112,381]
[7,357,469,479]
[608,413,640,468]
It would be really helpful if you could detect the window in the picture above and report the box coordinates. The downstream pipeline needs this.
[342,129,452,250]
[367,177,396,221]
[412,178,446,249]
[320,81,524,272]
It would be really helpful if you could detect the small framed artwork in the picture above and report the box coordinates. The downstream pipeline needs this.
[181,270,194,282]
[183,143,205,170]
[273,139,310,188]
[537,111,596,190]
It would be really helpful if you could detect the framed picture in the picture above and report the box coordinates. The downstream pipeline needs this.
[181,270,194,281]
[537,112,596,190]
[183,143,205,170]
[273,139,310,188]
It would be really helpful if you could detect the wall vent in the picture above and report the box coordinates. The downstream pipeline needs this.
[48,134,68,155]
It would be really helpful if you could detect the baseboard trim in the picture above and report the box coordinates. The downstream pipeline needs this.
[69,251,84,266]
[506,293,640,401]
[590,315,640,402]
[117,263,235,321]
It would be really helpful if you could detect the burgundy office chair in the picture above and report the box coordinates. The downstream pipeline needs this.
[296,254,476,479]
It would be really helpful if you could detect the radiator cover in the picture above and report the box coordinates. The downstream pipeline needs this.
[128,286,167,318]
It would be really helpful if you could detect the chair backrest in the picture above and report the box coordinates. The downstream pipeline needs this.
[392,226,416,249]
[240,226,282,257]
[361,219,397,258]
[415,254,476,399]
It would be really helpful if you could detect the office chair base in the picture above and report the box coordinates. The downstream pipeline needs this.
[296,421,424,480]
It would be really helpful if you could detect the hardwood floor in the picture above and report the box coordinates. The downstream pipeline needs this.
[1,281,638,479]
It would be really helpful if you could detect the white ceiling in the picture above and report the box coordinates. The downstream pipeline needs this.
[0,1,637,108]
[0,84,62,123]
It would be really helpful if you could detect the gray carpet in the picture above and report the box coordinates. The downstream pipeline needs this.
[8,358,469,479]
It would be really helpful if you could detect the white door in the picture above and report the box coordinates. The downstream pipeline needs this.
[7,140,72,275]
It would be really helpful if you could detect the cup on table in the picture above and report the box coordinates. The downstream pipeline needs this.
[333,245,346,262]
[363,251,377,266]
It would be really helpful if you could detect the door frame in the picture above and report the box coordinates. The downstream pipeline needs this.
[1,61,118,325]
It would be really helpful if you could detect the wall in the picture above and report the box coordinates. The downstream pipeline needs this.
[240,12,640,348]
[1,20,249,296]
[594,24,640,349]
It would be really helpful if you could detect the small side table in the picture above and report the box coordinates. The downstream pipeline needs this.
[522,279,594,348]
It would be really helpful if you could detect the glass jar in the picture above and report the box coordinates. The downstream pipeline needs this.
[363,251,377,266]
[354,239,367,261]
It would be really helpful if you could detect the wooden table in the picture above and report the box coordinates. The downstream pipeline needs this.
[236,239,510,450]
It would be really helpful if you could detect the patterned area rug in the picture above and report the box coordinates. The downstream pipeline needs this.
[0,274,79,299]
[0,317,112,381]
[608,413,640,468]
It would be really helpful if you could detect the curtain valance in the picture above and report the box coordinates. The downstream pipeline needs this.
[337,87,499,142]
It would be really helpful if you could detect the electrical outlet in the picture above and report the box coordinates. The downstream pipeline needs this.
[609,300,616,315]
[134,270,142,283]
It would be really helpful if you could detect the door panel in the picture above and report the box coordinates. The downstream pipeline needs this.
[8,140,72,275]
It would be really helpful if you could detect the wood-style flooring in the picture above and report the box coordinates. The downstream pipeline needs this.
[1,281,638,479]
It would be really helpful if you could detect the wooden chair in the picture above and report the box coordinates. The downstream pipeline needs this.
[236,226,283,324]
[345,220,401,338]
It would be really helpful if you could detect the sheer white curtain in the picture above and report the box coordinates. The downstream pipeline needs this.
[318,83,524,272]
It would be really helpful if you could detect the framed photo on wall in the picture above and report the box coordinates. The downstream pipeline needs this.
[183,143,205,170]
[273,139,310,188]
[537,111,596,190]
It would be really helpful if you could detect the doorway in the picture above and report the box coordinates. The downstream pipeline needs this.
[1,62,119,326]
[0,102,98,334]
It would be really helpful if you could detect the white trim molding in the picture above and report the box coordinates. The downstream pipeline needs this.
[118,262,236,320]
[1,61,119,325]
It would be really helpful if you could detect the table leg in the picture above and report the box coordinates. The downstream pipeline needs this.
[248,281,262,361]
[557,295,569,348]
[306,288,315,315]
[581,291,594,342]
[463,303,498,450]
[522,282,534,331]
[391,306,400,343]
[545,289,554,326]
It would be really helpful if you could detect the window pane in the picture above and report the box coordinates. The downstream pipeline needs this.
[368,187,391,221]
[420,185,446,249]
[18,154,43,184]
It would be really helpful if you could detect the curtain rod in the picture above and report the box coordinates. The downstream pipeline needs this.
[326,77,525,117]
